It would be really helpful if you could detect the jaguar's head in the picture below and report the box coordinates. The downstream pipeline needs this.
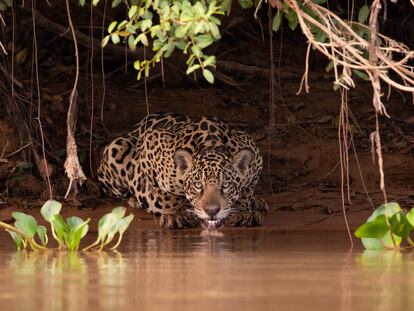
[173,147,253,229]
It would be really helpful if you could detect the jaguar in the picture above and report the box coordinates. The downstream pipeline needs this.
[97,112,268,229]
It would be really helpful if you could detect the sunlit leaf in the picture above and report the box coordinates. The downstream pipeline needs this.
[128,35,136,51]
[186,64,200,75]
[102,36,110,48]
[111,34,120,44]
[203,55,216,67]
[202,69,214,84]
[128,5,138,19]
[40,200,62,222]
[108,21,118,34]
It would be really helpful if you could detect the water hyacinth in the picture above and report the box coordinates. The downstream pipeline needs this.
[0,200,134,252]
[355,202,414,251]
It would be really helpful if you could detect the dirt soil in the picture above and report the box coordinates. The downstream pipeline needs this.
[0,5,413,231]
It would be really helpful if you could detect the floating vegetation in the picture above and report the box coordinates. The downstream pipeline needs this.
[0,200,134,252]
[355,202,414,251]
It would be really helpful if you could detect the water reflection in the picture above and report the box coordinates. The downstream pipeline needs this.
[0,230,413,311]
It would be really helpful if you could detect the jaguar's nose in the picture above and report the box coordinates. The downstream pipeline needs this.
[204,205,220,217]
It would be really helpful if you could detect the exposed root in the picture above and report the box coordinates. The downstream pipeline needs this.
[64,0,87,198]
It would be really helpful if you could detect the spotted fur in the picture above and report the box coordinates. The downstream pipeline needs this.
[98,112,268,229]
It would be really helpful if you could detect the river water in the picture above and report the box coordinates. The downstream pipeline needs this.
[0,228,412,311]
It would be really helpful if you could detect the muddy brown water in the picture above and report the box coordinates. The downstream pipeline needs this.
[0,228,412,311]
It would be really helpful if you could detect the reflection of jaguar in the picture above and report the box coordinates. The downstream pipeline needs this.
[98,112,268,229]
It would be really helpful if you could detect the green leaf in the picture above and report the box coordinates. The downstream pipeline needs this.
[357,202,404,250]
[117,214,134,235]
[117,20,128,30]
[140,34,149,46]
[52,215,69,244]
[36,225,48,246]
[186,64,201,75]
[362,232,401,251]
[358,5,370,24]
[92,0,100,6]
[79,0,85,6]
[128,35,136,51]
[220,0,232,15]
[389,211,413,238]
[133,60,141,70]
[111,34,120,45]
[314,28,326,43]
[202,69,214,84]
[325,60,334,72]
[406,208,414,227]
[111,207,126,219]
[40,200,62,222]
[98,213,118,241]
[175,26,188,38]
[238,0,253,9]
[203,55,216,67]
[355,215,388,239]
[111,0,122,7]
[13,212,38,238]
[140,19,152,31]
[108,21,118,34]
[7,230,23,249]
[67,219,90,251]
[67,216,84,229]
[102,36,110,48]
[194,35,214,49]
[368,202,402,221]
[128,5,138,19]
[272,12,282,33]
[352,69,370,81]
[193,2,206,15]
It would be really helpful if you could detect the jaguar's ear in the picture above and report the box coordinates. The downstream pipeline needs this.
[173,149,193,175]
[233,149,253,177]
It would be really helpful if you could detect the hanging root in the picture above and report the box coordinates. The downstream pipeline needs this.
[64,0,87,198]
[270,1,414,202]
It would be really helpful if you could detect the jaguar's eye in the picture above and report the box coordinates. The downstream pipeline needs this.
[193,181,203,190]
[222,182,231,189]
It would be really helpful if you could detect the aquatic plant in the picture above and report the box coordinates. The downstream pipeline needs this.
[355,202,414,251]
[0,200,134,252]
